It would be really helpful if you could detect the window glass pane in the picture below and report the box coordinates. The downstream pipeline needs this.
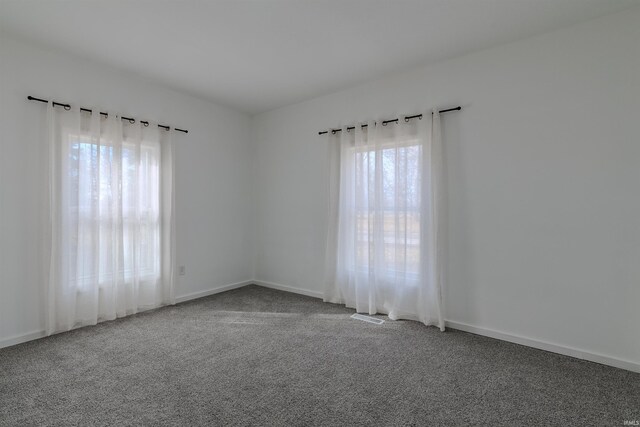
[352,141,421,280]
[66,132,160,289]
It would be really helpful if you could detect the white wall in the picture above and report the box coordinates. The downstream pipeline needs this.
[252,8,640,367]
[0,35,254,344]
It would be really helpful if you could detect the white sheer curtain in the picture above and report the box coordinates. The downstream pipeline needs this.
[43,103,176,335]
[324,110,444,330]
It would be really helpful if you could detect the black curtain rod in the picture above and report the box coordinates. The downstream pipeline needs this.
[27,96,188,133]
[318,106,461,135]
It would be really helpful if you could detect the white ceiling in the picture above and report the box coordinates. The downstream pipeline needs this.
[0,0,636,114]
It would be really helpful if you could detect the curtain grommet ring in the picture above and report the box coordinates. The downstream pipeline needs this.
[331,130,336,135]
[64,105,71,111]
[404,117,409,123]
[128,118,135,124]
[143,122,149,127]
[382,122,388,126]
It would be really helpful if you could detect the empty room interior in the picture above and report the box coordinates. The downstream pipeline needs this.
[1,0,639,425]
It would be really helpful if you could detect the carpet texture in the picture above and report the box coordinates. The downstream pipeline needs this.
[1,285,638,426]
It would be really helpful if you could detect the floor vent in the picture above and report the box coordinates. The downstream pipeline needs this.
[351,313,384,325]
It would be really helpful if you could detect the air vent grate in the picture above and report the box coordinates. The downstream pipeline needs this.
[351,313,384,325]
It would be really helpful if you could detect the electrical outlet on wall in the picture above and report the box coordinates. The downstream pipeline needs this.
[179,266,186,276]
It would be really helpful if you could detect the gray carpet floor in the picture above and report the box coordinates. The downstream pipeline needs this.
[1,285,638,426]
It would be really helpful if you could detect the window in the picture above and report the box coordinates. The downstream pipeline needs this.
[65,130,161,290]
[352,139,422,281]
[45,105,175,334]
[325,112,443,328]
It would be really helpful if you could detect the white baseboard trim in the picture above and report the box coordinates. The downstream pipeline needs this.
[444,320,640,373]
[250,280,639,373]
[0,280,254,350]
[174,280,253,304]
[4,279,638,373]
[0,329,47,350]
[253,280,324,299]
